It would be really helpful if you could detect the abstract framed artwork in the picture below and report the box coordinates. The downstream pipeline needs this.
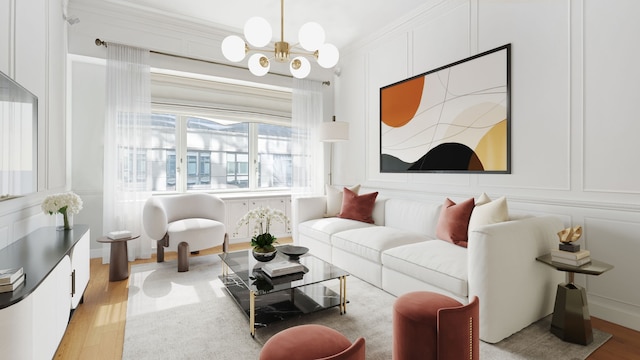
[380,44,511,173]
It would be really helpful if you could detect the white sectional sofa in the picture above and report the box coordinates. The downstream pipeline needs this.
[293,193,564,343]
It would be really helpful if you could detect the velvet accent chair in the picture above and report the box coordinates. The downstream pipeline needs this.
[259,324,366,360]
[142,193,227,271]
[393,291,479,360]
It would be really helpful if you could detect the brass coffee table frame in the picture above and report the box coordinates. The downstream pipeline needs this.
[220,250,349,337]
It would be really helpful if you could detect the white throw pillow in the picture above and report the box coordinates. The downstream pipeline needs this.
[325,184,360,217]
[468,193,509,233]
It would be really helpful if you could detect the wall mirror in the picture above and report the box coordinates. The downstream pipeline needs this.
[0,70,38,201]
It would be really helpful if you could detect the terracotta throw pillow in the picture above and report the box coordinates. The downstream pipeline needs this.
[338,188,378,223]
[436,197,475,247]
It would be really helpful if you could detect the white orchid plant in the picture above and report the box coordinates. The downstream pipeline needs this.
[236,206,290,253]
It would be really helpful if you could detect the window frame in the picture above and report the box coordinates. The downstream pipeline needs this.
[150,111,292,194]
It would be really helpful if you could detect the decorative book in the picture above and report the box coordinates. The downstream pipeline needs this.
[551,249,590,260]
[262,261,305,277]
[264,271,305,285]
[551,256,591,267]
[107,230,132,240]
[0,273,25,293]
[0,267,24,285]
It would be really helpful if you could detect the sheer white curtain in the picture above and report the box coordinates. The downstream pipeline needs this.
[103,44,152,262]
[291,79,324,197]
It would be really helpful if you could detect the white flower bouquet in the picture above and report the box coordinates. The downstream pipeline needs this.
[236,206,290,252]
[42,192,83,230]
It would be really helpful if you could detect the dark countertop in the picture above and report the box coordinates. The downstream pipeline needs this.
[0,225,89,309]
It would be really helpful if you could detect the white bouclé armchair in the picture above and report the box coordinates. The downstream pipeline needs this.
[143,193,228,271]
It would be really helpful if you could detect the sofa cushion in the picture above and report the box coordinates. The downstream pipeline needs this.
[468,193,509,235]
[384,198,441,236]
[382,240,469,297]
[331,226,432,263]
[298,218,375,245]
[325,184,360,217]
[338,188,378,223]
[436,197,475,247]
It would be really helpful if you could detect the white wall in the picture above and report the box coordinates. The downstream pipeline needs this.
[334,0,640,331]
[0,0,70,248]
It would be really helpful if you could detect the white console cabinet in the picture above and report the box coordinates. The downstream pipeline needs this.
[0,225,90,359]
[224,196,291,242]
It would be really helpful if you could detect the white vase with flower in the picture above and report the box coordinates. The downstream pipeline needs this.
[42,192,83,231]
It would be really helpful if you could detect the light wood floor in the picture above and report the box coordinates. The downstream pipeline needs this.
[55,241,640,359]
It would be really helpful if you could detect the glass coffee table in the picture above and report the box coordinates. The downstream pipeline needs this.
[219,248,349,336]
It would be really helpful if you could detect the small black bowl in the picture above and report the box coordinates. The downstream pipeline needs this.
[279,245,309,259]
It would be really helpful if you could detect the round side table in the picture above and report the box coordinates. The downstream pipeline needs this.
[97,234,140,281]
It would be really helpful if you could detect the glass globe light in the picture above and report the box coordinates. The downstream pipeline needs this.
[317,43,339,68]
[248,53,270,76]
[290,56,311,79]
[298,22,325,51]
[221,35,246,62]
[244,17,272,47]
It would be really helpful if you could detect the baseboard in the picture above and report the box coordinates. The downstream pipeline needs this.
[589,294,640,332]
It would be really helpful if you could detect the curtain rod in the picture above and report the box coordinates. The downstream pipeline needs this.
[94,38,331,86]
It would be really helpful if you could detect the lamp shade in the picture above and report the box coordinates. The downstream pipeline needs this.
[319,120,349,142]
[317,43,339,68]
[298,22,325,51]
[221,35,246,62]
[244,17,272,47]
[248,53,270,76]
[290,56,311,79]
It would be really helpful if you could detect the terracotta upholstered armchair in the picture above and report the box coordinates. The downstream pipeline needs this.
[393,292,480,360]
[142,193,227,271]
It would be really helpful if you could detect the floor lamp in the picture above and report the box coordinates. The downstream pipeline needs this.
[319,116,349,185]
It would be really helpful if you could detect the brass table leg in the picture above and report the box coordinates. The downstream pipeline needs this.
[250,290,256,337]
[339,276,347,314]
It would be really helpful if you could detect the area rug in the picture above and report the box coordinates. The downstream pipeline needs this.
[123,255,611,359]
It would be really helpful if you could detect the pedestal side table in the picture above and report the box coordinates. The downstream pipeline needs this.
[536,253,613,345]
[97,234,140,281]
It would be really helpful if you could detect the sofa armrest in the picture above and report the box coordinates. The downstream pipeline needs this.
[467,216,564,343]
[292,196,327,241]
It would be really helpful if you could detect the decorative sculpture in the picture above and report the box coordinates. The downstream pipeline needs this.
[557,225,583,243]
[557,225,583,252]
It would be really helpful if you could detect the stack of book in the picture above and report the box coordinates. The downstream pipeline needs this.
[0,267,25,293]
[551,249,591,266]
[262,261,305,277]
[107,230,132,240]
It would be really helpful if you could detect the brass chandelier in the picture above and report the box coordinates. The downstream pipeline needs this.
[221,0,339,78]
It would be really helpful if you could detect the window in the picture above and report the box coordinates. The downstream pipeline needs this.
[227,153,249,188]
[166,151,176,189]
[121,149,147,184]
[142,113,291,193]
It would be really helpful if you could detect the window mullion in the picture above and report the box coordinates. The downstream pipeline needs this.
[176,115,188,193]
[248,123,258,190]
